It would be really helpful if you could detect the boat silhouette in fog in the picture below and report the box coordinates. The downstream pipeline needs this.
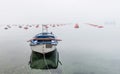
[28,25,62,69]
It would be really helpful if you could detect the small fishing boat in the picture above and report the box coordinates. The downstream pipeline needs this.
[28,25,62,69]
[29,32,61,54]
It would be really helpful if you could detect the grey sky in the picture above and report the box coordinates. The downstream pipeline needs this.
[0,0,120,24]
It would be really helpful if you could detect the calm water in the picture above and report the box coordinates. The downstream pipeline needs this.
[0,24,120,74]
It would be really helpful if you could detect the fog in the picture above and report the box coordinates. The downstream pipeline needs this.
[0,0,120,74]
[0,0,120,24]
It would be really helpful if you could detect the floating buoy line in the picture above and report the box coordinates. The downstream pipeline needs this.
[86,23,104,28]
[0,23,104,30]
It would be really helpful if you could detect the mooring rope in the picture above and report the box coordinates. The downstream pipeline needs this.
[42,44,66,74]
[42,44,52,74]
[61,63,66,74]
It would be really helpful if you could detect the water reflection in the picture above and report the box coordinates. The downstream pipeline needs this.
[29,49,60,69]
[28,49,64,74]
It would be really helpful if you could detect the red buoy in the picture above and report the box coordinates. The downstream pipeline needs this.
[19,26,22,28]
[24,27,28,30]
[74,24,79,28]
[4,27,8,30]
[36,25,39,28]
[52,24,55,27]
[98,26,104,28]
[57,24,59,27]
[45,25,49,28]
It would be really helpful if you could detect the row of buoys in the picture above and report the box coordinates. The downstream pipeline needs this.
[2,24,68,30]
[1,23,104,30]
[86,23,104,28]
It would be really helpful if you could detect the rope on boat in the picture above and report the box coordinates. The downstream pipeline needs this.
[60,63,66,74]
[42,44,66,74]
[42,44,52,74]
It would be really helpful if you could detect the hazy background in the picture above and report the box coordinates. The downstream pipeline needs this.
[0,0,120,24]
[1,0,120,74]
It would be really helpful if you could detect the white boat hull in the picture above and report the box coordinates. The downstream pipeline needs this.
[30,44,56,54]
